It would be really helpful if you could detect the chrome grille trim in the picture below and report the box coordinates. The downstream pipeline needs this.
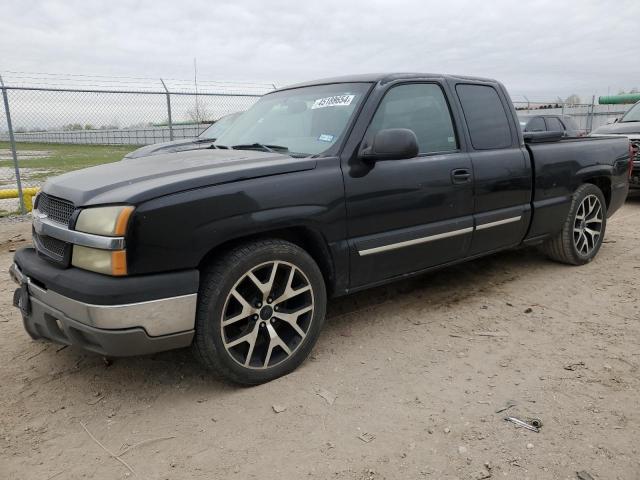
[33,209,125,250]
[37,192,75,226]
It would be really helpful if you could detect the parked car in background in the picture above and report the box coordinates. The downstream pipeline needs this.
[10,73,631,385]
[591,101,640,189]
[124,112,242,159]
[518,113,586,137]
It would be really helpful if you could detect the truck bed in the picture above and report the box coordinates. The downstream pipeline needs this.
[524,135,630,241]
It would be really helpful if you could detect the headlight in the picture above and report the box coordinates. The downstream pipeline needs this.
[75,205,134,236]
[72,246,128,276]
[72,206,133,276]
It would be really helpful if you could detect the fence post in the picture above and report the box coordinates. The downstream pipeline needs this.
[160,78,174,141]
[0,74,26,214]
[587,95,596,133]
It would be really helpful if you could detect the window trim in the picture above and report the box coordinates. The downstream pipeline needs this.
[455,83,516,151]
[362,81,462,158]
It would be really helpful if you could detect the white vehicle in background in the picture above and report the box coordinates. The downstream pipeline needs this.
[590,101,640,189]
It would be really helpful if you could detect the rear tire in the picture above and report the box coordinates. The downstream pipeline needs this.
[540,183,607,265]
[193,239,327,385]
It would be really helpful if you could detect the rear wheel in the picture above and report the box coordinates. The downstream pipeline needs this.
[540,183,607,265]
[193,239,327,385]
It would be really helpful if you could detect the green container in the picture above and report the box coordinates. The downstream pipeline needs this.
[598,94,640,105]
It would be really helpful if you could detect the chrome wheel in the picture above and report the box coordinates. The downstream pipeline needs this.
[220,261,314,369]
[573,194,603,256]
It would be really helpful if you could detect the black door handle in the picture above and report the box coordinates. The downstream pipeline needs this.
[451,168,472,184]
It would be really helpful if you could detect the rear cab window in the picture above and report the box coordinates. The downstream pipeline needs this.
[455,84,513,150]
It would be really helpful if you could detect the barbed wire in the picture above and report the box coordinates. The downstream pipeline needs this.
[1,71,276,95]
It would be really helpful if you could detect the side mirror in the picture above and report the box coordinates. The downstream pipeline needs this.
[359,128,419,161]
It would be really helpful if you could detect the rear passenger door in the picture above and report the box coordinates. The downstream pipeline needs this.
[454,84,532,255]
[344,82,474,287]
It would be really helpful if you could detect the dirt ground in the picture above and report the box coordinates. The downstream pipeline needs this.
[1,196,639,480]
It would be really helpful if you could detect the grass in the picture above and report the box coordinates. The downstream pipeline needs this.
[0,142,137,178]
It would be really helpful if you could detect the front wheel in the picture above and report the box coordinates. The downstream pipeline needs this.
[540,183,607,265]
[193,239,327,385]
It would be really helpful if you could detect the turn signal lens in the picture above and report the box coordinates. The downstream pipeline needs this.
[111,250,128,276]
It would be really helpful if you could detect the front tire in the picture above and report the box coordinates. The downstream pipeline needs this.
[540,183,607,265]
[193,239,327,385]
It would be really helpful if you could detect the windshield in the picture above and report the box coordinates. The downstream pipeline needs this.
[621,102,640,122]
[199,112,241,140]
[214,83,370,156]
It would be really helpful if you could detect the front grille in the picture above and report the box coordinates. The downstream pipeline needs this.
[38,234,67,258]
[33,231,70,263]
[33,193,74,265]
[37,192,75,226]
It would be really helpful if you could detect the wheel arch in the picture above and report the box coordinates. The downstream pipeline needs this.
[197,226,337,295]
[581,175,611,208]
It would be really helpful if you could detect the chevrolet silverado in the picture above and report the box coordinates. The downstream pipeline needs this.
[10,73,631,384]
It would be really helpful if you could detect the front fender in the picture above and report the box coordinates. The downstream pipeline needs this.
[127,159,346,275]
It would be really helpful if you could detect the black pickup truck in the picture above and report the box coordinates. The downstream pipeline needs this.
[10,73,631,384]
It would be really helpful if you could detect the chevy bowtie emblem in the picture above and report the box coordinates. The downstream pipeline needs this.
[33,211,47,234]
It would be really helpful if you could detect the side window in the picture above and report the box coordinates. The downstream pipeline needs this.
[526,117,546,132]
[368,84,458,154]
[546,117,564,131]
[456,84,512,149]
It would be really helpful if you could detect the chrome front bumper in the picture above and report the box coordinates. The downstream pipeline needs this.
[9,262,196,356]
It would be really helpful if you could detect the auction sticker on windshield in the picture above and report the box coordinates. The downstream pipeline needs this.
[311,95,355,109]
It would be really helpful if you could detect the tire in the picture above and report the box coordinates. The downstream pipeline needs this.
[540,183,607,265]
[193,239,327,385]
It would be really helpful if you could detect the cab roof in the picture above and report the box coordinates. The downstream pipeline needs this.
[278,73,499,91]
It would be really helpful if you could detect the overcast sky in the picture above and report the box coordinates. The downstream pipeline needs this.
[1,0,638,101]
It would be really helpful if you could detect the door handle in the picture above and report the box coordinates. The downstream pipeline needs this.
[451,168,472,184]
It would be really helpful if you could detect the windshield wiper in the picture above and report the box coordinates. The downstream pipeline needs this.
[231,143,289,153]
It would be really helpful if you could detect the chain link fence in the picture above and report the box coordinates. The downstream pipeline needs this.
[511,99,633,133]
[0,72,274,213]
[1,72,636,215]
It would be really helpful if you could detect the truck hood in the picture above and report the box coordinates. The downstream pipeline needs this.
[43,149,317,206]
[123,138,214,159]
[591,122,640,136]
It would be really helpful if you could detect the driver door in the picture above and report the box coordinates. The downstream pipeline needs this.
[343,82,474,287]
